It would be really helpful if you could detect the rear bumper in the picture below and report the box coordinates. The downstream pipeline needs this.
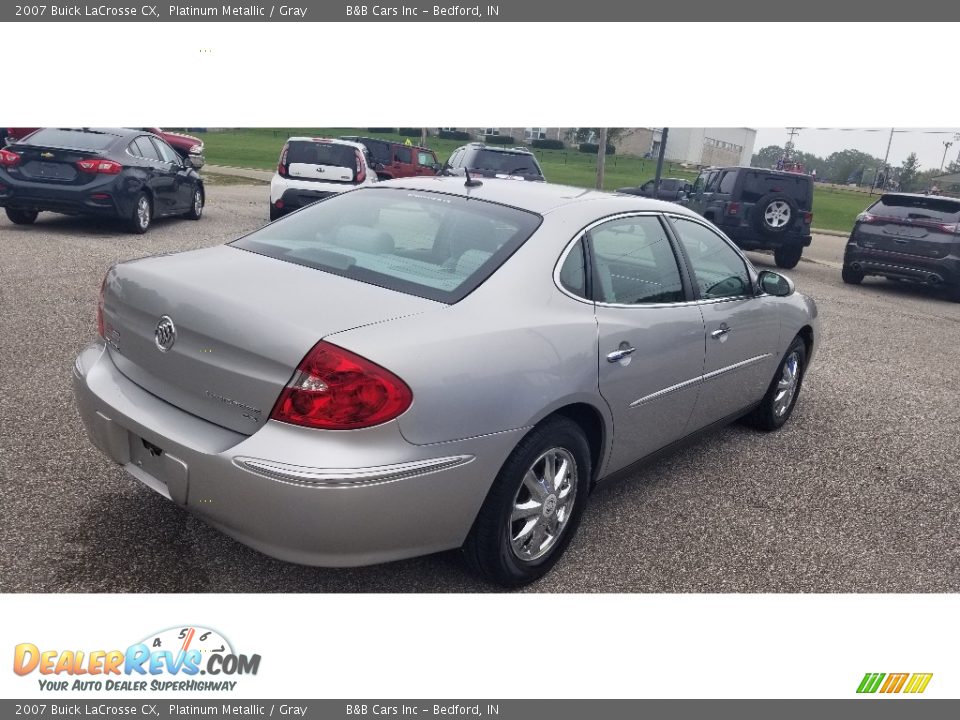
[721,223,812,249]
[72,342,519,567]
[0,174,124,217]
[843,243,960,286]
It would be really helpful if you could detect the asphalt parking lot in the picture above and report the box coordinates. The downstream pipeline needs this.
[2,182,959,593]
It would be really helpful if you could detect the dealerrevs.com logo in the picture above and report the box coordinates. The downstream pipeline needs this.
[13,626,261,693]
[856,672,933,695]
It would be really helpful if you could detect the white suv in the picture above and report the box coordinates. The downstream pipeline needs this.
[270,137,377,220]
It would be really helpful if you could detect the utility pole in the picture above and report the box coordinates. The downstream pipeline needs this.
[421,127,428,147]
[870,127,894,196]
[654,127,669,195]
[941,142,953,172]
[595,128,608,190]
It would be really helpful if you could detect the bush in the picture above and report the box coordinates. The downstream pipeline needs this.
[579,142,616,155]
[485,135,516,145]
[531,138,564,150]
[367,128,395,134]
[398,128,421,137]
[438,130,472,141]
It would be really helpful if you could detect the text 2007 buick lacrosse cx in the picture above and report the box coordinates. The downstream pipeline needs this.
[73,177,819,586]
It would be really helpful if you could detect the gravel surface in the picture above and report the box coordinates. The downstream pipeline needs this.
[2,184,958,593]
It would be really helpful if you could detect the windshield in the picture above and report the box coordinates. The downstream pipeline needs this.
[470,150,543,177]
[231,188,542,303]
[871,195,960,223]
[21,128,118,151]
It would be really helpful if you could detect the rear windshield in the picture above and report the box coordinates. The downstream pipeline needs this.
[21,128,117,151]
[231,188,542,303]
[870,195,960,222]
[287,141,357,169]
[470,150,543,177]
[742,171,811,207]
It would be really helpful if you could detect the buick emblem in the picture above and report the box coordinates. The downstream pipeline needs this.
[154,315,176,352]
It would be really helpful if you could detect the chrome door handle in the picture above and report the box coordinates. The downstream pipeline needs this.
[711,324,731,339]
[606,346,637,363]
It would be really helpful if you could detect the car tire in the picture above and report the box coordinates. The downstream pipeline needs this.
[752,192,799,237]
[6,208,38,225]
[269,205,283,221]
[841,266,865,284]
[184,186,203,220]
[774,245,803,269]
[463,417,591,587]
[127,192,152,234]
[744,336,807,432]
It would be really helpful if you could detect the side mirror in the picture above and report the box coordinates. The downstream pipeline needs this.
[432,163,442,172]
[758,270,794,297]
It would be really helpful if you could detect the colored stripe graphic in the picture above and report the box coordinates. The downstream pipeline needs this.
[857,673,885,693]
[904,673,933,694]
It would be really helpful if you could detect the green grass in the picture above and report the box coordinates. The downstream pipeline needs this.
[198,128,872,232]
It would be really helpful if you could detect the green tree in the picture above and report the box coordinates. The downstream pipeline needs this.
[898,152,922,192]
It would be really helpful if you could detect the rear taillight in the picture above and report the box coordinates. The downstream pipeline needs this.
[96,273,107,338]
[726,201,740,215]
[277,143,290,177]
[803,211,813,224]
[0,148,21,167]
[856,211,877,224]
[77,158,123,174]
[270,341,412,430]
[355,150,366,183]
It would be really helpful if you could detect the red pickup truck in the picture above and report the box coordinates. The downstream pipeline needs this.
[3,127,205,167]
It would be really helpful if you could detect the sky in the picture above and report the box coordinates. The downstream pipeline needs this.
[754,128,960,171]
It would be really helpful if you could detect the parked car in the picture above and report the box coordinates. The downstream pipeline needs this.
[270,137,377,220]
[683,166,814,269]
[617,177,691,202]
[6,127,205,167]
[340,136,440,180]
[441,142,545,182]
[73,177,818,586]
[842,193,960,302]
[0,127,204,233]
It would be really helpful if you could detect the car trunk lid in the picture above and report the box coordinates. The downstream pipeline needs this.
[101,245,438,435]
[285,140,360,184]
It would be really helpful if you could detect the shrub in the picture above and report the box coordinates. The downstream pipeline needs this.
[485,135,516,145]
[398,128,421,137]
[438,130,472,141]
[579,142,616,155]
[367,128,395,134]
[531,138,564,150]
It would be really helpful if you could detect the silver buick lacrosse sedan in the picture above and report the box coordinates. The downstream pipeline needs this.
[73,176,819,586]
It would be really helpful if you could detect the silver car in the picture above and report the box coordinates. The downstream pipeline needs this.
[73,177,819,586]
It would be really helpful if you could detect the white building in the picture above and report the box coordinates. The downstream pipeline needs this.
[659,128,757,167]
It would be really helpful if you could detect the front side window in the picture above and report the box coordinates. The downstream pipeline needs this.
[417,150,437,167]
[153,139,180,165]
[588,216,685,305]
[704,171,721,192]
[231,188,542,304]
[671,217,751,300]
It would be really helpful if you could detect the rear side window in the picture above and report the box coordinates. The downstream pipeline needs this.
[231,188,542,304]
[869,195,960,222]
[287,141,356,169]
[133,137,161,161]
[394,146,412,164]
[471,150,543,177]
[718,171,738,194]
[742,172,811,207]
[23,129,117,152]
[589,216,685,304]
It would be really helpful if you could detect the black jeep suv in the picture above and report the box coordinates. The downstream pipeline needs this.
[683,166,814,268]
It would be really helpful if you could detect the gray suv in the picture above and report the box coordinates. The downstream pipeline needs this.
[683,166,814,269]
[842,193,960,302]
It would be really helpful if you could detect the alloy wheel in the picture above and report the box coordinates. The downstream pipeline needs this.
[509,447,578,561]
[764,200,791,228]
[773,351,800,417]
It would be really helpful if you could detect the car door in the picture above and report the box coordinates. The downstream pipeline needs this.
[584,213,706,475]
[129,135,166,204]
[669,215,781,429]
[416,149,439,176]
[152,137,193,211]
[684,170,710,213]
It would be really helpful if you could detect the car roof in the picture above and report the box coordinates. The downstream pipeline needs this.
[462,143,535,155]
[287,136,366,150]
[374,176,702,216]
[878,192,960,202]
[708,165,813,179]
